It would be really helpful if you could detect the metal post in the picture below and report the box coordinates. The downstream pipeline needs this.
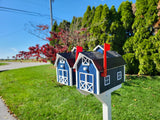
[94,92,112,120]
[102,93,112,120]
[49,0,53,28]
[94,85,122,120]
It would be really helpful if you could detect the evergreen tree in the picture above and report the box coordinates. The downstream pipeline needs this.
[109,20,126,54]
[100,4,110,33]
[50,21,59,46]
[89,5,103,50]
[90,4,103,35]
[123,53,139,74]
[51,21,59,32]
[123,0,159,75]
[70,16,82,31]
[59,20,70,31]
[118,1,134,37]
[98,4,110,44]
[88,6,96,28]
[110,5,119,23]
[82,6,91,28]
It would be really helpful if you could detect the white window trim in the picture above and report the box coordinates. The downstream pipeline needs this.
[82,57,90,66]
[59,58,65,64]
[117,71,122,80]
[104,75,110,86]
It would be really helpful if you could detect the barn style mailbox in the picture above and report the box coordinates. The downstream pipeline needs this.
[54,47,83,86]
[73,43,126,120]
[55,43,126,120]
[73,44,126,95]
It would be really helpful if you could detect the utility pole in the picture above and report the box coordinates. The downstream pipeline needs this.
[49,0,54,30]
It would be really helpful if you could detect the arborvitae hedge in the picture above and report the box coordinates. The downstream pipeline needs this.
[51,0,160,75]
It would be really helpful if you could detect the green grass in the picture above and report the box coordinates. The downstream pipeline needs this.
[0,65,160,120]
[0,63,8,66]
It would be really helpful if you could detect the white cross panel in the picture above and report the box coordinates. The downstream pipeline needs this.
[58,69,68,85]
[79,72,94,93]
[82,57,90,66]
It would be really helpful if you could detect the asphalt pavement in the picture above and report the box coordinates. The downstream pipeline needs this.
[0,62,50,71]
[0,62,50,120]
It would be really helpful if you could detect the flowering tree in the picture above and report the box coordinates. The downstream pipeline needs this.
[14,25,90,64]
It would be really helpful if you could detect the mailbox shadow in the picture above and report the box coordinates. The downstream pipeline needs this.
[123,82,132,86]
[54,83,65,88]
[124,75,142,87]
[112,91,121,96]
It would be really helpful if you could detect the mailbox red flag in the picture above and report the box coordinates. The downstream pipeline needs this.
[101,43,110,77]
[75,46,83,61]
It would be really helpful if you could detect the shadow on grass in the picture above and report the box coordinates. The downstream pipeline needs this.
[112,91,121,96]
[123,82,132,86]
[124,75,144,87]
[54,83,66,88]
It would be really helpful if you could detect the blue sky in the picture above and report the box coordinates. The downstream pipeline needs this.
[0,0,136,59]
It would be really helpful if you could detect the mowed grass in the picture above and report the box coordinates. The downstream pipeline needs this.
[0,63,8,66]
[0,65,159,120]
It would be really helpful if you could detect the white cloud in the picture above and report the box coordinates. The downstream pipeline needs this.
[11,48,17,52]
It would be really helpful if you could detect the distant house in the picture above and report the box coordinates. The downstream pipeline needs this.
[73,44,126,95]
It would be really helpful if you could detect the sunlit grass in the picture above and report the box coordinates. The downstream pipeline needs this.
[0,63,8,66]
[0,65,159,120]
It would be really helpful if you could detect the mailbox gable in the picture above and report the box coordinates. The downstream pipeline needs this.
[54,52,76,86]
[57,57,71,85]
[75,55,98,94]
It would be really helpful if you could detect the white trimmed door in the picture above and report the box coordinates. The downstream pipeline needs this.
[79,72,94,93]
[58,69,68,85]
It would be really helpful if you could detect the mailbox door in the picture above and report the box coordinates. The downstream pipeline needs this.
[58,69,68,85]
[79,72,94,93]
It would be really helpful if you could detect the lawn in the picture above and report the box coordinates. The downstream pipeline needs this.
[0,64,159,120]
[0,63,8,66]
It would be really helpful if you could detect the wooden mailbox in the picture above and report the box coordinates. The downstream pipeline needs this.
[73,44,126,95]
[54,46,83,86]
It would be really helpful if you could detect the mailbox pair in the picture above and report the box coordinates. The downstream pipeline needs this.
[54,44,126,95]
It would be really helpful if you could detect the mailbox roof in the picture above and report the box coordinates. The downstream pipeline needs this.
[55,52,76,67]
[74,51,126,72]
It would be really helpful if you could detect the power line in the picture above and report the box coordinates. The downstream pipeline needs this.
[0,6,50,17]
[0,6,70,22]
[0,9,42,17]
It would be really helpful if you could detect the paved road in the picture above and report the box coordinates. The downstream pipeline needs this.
[0,62,50,71]
[0,62,50,120]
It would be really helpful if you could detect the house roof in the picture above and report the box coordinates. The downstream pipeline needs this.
[55,52,76,67]
[73,51,126,72]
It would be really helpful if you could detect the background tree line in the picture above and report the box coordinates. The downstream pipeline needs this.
[51,0,160,75]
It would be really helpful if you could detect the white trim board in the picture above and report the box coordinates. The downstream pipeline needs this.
[93,45,104,51]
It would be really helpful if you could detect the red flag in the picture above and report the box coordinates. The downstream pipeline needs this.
[101,43,110,77]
